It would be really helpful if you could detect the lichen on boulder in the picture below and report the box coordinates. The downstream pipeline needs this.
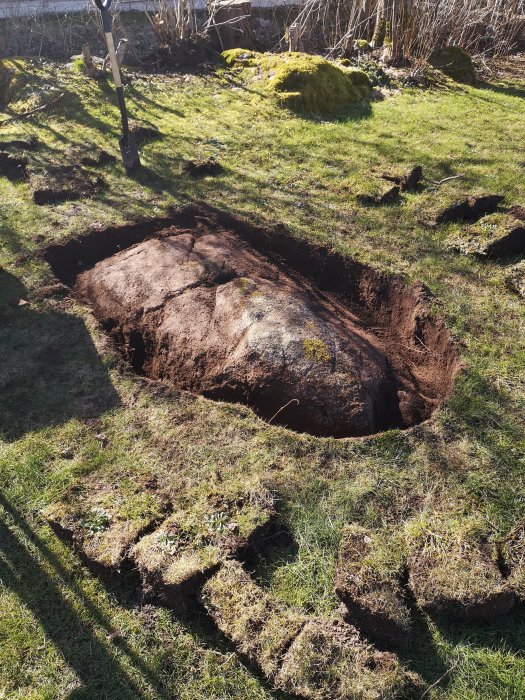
[222,50,372,114]
[429,46,476,84]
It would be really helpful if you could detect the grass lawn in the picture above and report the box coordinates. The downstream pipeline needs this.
[0,55,524,699]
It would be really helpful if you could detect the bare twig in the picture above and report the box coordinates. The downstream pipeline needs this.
[268,399,299,425]
[422,174,465,186]
[420,657,461,699]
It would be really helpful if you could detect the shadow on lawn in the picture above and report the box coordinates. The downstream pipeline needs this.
[0,269,120,441]
[0,493,172,700]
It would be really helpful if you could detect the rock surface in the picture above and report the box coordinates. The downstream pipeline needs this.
[77,228,422,437]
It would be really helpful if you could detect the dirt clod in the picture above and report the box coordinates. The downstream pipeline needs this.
[357,183,400,206]
[436,194,504,224]
[0,151,28,181]
[129,119,161,144]
[381,165,423,192]
[182,157,224,178]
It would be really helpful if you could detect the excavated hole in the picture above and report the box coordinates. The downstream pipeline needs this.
[44,206,461,438]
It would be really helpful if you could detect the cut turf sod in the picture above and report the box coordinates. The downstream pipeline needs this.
[335,524,412,649]
[407,519,516,622]
[446,213,525,258]
[44,206,461,438]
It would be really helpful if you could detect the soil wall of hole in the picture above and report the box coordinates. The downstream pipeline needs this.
[43,205,462,438]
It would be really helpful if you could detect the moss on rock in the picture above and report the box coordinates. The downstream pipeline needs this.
[222,50,372,114]
[429,46,476,84]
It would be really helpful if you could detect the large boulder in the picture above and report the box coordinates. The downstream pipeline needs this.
[76,228,408,438]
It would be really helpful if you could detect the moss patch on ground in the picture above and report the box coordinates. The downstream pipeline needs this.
[221,50,372,114]
[0,55,525,699]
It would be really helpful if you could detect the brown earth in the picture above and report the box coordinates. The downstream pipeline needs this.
[44,206,461,439]
[436,194,504,224]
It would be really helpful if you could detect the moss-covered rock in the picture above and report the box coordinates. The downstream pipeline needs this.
[335,524,412,649]
[429,46,476,84]
[222,50,372,114]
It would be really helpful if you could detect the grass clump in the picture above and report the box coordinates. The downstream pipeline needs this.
[429,46,476,84]
[222,50,372,114]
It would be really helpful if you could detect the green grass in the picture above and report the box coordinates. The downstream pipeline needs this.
[0,56,524,699]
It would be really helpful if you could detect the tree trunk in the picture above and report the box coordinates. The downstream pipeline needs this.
[372,0,387,48]
[209,0,255,51]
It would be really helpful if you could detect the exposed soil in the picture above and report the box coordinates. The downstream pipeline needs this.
[44,206,461,439]
[436,194,504,224]
[0,151,28,181]
[182,157,224,178]
[357,183,401,206]
[64,145,117,167]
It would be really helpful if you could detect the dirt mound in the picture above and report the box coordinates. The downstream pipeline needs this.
[436,194,504,224]
[429,46,476,84]
[182,157,224,178]
[222,50,372,114]
[44,207,461,439]
[0,151,28,181]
